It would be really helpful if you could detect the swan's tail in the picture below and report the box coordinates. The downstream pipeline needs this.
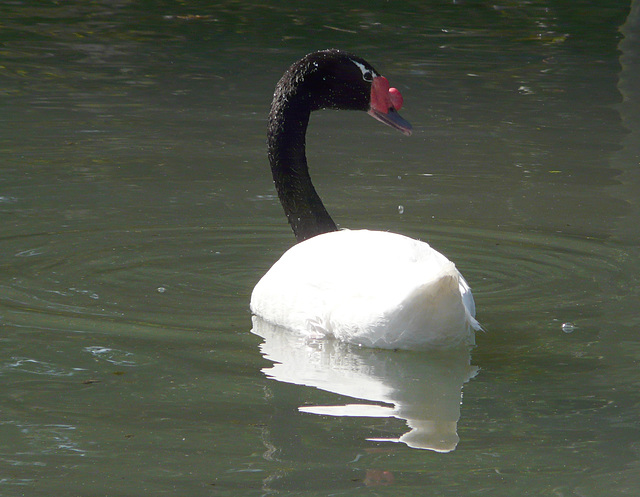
[356,272,478,350]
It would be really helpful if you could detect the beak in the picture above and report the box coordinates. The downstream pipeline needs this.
[368,107,412,136]
[368,76,412,136]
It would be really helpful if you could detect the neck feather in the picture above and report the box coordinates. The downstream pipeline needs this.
[267,92,338,243]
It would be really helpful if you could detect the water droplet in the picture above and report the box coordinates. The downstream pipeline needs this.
[561,322,576,333]
[398,205,404,215]
[157,286,166,293]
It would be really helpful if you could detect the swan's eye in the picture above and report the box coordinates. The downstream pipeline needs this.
[350,59,376,83]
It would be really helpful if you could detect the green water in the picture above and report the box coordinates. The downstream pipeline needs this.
[1,1,639,495]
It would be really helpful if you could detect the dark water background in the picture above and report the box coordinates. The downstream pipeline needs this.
[1,1,639,495]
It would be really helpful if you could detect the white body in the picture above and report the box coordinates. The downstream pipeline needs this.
[250,229,480,350]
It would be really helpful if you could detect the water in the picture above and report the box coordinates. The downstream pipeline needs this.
[1,1,639,495]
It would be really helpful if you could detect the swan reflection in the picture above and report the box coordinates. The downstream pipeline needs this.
[252,316,479,453]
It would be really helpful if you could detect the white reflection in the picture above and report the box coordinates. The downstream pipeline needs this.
[252,316,478,453]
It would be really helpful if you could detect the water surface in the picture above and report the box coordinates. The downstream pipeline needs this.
[1,1,639,496]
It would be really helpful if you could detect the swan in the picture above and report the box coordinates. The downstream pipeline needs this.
[250,49,480,349]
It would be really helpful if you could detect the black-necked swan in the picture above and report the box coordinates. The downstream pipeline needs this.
[250,49,480,349]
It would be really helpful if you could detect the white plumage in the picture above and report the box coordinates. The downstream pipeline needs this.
[251,229,479,349]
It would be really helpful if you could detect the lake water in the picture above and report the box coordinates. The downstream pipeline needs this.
[1,1,639,496]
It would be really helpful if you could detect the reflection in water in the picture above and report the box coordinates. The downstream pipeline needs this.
[252,317,478,453]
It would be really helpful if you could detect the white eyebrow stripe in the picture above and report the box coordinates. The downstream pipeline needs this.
[350,59,379,79]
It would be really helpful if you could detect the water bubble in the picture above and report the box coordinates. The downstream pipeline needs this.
[157,286,166,293]
[398,205,404,215]
[561,322,576,333]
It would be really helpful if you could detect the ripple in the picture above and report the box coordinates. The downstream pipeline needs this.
[2,357,75,377]
[460,229,621,304]
[396,224,627,328]
[0,225,279,333]
[83,346,138,367]
[1,421,86,457]
[0,223,624,337]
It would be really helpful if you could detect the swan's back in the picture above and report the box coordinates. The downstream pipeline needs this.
[251,230,479,349]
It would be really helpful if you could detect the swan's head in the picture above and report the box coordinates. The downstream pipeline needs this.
[285,49,412,136]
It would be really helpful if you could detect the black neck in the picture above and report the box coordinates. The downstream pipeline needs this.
[267,88,338,243]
